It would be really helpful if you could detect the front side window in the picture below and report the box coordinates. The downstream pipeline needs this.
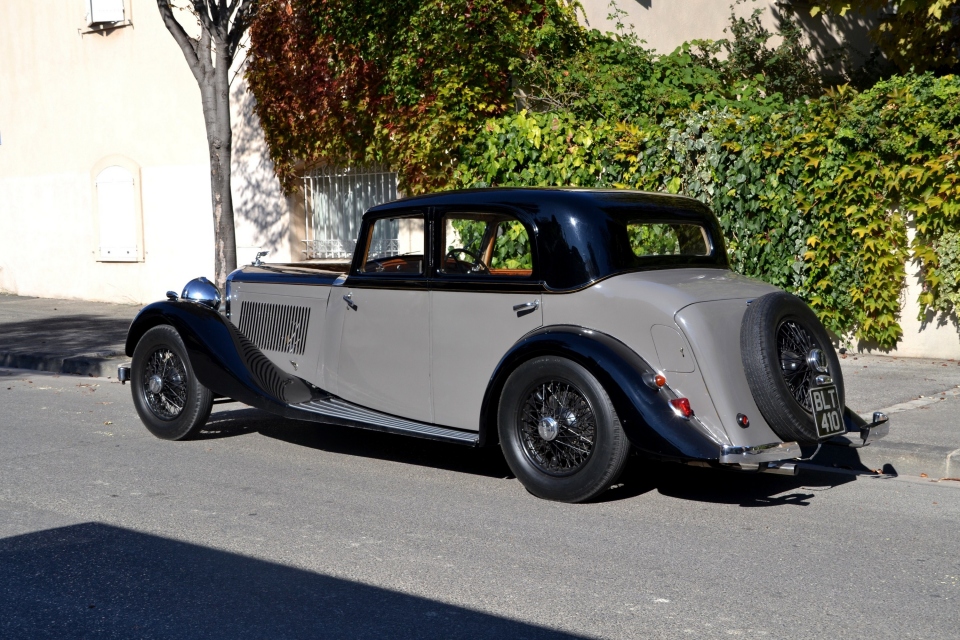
[359,215,424,274]
[442,213,532,277]
[626,222,710,258]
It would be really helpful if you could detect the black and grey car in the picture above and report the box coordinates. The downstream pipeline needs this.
[120,189,889,502]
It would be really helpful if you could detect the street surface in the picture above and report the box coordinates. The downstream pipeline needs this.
[1,368,958,639]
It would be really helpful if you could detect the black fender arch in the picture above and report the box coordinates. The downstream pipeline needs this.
[125,301,313,414]
[477,325,721,460]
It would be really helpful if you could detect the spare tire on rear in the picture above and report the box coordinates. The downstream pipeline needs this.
[740,292,844,444]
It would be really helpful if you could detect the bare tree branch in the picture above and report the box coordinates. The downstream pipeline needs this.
[227,0,259,60]
[157,0,206,84]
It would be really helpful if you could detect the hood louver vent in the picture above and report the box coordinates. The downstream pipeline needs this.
[238,301,310,355]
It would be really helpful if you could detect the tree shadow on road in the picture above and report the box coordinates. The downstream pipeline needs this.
[0,522,585,639]
[0,314,131,357]
[198,406,857,506]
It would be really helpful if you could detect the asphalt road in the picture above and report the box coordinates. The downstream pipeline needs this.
[1,369,958,639]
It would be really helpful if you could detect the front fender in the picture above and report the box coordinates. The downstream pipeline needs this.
[125,301,313,412]
[479,326,722,459]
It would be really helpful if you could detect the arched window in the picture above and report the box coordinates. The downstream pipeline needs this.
[96,165,139,261]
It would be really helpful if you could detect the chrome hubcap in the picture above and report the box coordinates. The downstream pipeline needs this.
[147,374,163,394]
[806,347,828,373]
[538,416,559,441]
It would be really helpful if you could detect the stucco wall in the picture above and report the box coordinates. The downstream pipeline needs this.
[0,0,292,304]
[577,0,878,72]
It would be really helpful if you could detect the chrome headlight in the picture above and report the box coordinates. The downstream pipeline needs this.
[181,277,221,311]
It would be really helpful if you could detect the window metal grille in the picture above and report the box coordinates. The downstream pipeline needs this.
[301,165,398,260]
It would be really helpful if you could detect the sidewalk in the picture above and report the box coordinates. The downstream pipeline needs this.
[0,293,138,377]
[0,292,957,479]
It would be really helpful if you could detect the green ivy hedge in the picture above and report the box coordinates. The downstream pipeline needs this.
[452,74,960,349]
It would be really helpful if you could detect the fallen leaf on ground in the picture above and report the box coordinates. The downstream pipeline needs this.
[920,473,928,478]
[103,421,113,425]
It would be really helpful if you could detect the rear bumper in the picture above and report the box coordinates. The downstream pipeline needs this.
[717,408,890,470]
[826,409,890,448]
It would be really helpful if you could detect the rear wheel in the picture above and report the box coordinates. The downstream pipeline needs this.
[498,356,630,503]
[131,325,213,440]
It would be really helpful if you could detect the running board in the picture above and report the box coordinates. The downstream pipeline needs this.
[292,396,480,446]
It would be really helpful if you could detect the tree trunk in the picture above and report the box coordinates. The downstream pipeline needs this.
[157,0,256,294]
[203,47,238,292]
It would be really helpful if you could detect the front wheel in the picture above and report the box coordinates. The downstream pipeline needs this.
[498,356,630,503]
[131,325,213,440]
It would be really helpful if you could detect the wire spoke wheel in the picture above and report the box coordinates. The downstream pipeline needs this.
[141,347,188,420]
[776,320,820,411]
[517,379,596,476]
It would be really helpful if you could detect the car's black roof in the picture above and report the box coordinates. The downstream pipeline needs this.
[368,187,712,217]
[367,188,729,290]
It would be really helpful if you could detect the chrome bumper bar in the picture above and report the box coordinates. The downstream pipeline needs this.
[719,441,802,465]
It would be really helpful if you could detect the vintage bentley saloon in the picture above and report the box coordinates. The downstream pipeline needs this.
[120,189,888,502]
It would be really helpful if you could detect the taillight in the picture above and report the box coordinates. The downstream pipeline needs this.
[670,398,694,418]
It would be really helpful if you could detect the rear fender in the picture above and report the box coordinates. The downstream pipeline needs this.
[125,301,313,412]
[478,325,721,459]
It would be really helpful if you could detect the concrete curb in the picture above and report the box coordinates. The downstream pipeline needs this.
[947,448,960,479]
[849,440,958,479]
[0,351,128,378]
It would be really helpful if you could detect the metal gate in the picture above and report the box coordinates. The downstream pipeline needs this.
[301,165,398,260]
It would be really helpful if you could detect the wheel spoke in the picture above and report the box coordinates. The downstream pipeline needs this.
[776,320,828,412]
[517,379,595,476]
[141,347,189,420]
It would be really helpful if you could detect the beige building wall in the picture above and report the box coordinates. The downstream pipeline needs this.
[0,0,293,305]
[577,0,878,72]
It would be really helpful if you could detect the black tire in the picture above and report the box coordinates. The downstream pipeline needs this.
[498,356,630,503]
[131,325,213,441]
[740,292,845,444]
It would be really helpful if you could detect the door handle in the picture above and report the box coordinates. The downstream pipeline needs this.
[513,300,539,318]
[343,294,358,311]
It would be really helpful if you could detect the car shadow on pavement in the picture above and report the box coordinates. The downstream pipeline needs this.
[199,406,516,480]
[199,406,858,506]
[0,522,585,639]
[600,458,857,507]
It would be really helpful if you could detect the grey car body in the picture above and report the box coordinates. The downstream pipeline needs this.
[122,188,889,501]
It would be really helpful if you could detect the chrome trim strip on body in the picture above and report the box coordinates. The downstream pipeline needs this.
[719,441,802,464]
[295,396,480,445]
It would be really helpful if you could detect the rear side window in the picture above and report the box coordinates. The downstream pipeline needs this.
[442,213,533,277]
[627,222,711,258]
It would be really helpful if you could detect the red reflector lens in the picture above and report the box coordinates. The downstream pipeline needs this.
[737,413,750,428]
[670,398,693,418]
[654,374,667,387]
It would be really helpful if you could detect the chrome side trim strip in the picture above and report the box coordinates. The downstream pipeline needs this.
[295,397,479,445]
[719,441,802,464]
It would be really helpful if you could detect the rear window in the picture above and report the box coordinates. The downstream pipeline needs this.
[627,222,711,258]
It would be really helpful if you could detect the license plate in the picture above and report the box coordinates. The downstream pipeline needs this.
[810,385,844,439]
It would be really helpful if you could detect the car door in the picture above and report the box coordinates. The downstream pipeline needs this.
[431,208,543,431]
[336,211,433,423]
